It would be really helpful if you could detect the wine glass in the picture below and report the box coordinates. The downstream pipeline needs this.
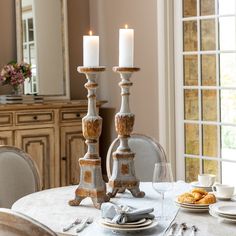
[152,162,174,221]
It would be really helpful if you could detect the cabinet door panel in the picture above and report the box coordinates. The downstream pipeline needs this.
[0,131,13,145]
[61,126,86,186]
[15,128,55,189]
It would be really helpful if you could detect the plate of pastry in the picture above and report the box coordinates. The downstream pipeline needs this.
[175,188,216,212]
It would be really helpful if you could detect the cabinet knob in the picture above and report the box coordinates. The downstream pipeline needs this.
[76,113,80,118]
[62,156,67,161]
[33,116,38,120]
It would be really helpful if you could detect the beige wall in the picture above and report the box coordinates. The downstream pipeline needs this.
[90,0,159,156]
[67,0,89,99]
[0,0,17,68]
[0,1,159,169]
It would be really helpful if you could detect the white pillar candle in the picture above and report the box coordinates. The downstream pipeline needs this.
[83,31,99,67]
[119,25,134,67]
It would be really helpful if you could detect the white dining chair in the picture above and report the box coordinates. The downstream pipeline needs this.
[0,145,41,208]
[0,208,57,236]
[106,134,167,182]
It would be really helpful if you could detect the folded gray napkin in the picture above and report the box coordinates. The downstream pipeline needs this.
[101,202,155,224]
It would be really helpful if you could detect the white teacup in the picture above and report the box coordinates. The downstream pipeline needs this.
[212,184,235,198]
[198,174,216,187]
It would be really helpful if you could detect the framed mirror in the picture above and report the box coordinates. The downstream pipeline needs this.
[15,0,70,99]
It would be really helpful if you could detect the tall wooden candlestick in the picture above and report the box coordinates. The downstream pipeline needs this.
[107,67,145,198]
[69,67,109,209]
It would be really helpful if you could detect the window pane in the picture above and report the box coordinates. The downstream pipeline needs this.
[218,0,235,15]
[219,17,236,51]
[203,159,218,178]
[184,21,198,51]
[183,0,197,17]
[28,18,34,42]
[23,45,28,63]
[220,53,236,87]
[29,44,36,65]
[184,55,198,86]
[202,90,217,121]
[222,162,236,188]
[200,0,215,16]
[203,125,218,157]
[201,19,216,51]
[185,157,200,182]
[23,20,26,43]
[201,54,216,86]
[221,90,236,124]
[184,89,199,120]
[185,123,199,155]
[221,126,236,160]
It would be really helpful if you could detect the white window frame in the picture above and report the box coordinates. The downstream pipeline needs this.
[174,0,236,182]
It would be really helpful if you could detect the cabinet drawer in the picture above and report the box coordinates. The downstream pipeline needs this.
[16,111,54,125]
[60,110,86,123]
[0,113,13,126]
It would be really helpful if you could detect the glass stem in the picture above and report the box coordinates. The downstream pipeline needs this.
[161,192,164,218]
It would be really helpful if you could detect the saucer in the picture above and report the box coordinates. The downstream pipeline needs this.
[215,194,234,201]
[190,181,213,192]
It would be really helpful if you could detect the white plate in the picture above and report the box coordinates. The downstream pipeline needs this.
[209,210,236,223]
[210,202,236,216]
[176,204,209,212]
[175,202,209,209]
[104,218,146,226]
[101,219,152,228]
[175,198,210,208]
[191,181,213,192]
[97,219,158,232]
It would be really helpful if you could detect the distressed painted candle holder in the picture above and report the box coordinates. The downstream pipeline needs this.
[69,66,109,209]
[107,67,145,198]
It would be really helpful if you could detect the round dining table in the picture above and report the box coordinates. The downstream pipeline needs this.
[12,182,236,236]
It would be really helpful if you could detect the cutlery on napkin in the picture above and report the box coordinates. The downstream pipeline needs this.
[101,202,154,224]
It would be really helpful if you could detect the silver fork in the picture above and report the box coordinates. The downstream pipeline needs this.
[190,225,198,236]
[176,223,188,236]
[76,217,93,233]
[63,218,81,232]
[167,222,178,236]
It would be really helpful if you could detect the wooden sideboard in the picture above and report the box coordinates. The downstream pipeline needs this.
[0,100,105,189]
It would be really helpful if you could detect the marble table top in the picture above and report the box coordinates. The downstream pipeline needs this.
[12,182,236,235]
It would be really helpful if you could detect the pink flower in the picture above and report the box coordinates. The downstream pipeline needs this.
[0,62,32,87]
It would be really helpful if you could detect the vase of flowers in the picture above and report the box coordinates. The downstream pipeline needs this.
[0,62,32,95]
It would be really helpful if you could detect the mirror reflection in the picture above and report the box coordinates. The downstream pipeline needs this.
[18,0,68,97]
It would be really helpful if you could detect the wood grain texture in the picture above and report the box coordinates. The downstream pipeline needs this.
[0,100,104,189]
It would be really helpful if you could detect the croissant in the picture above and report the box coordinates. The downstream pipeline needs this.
[178,193,196,204]
[196,194,216,204]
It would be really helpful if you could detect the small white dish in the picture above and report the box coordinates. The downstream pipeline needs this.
[190,181,213,192]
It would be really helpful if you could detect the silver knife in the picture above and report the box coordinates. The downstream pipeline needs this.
[167,222,178,236]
